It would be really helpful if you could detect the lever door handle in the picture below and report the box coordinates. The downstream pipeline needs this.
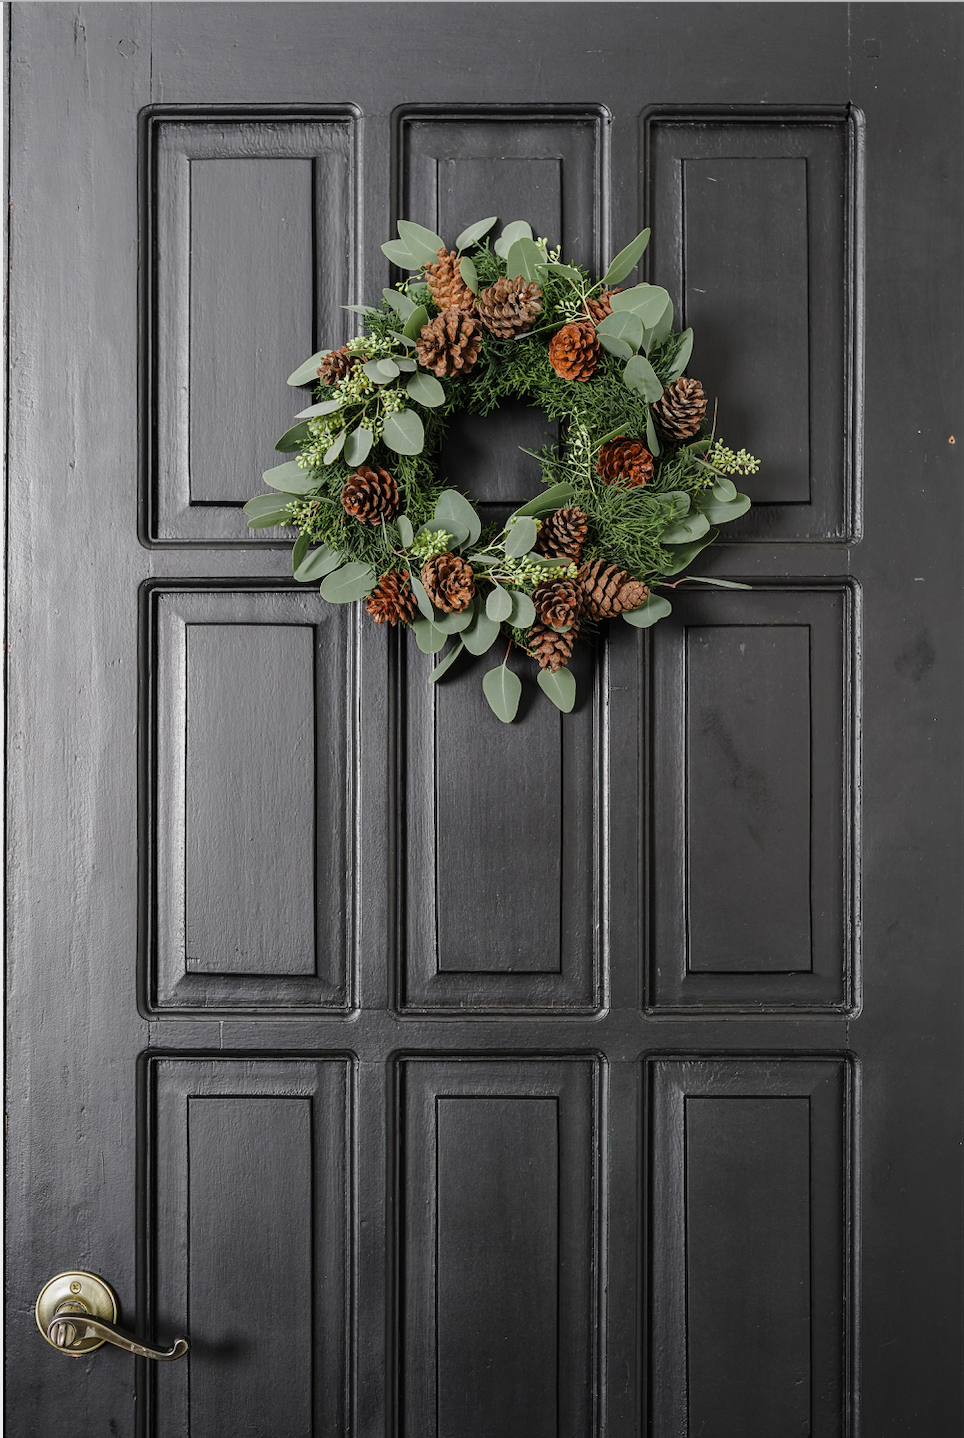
[36,1271,188,1361]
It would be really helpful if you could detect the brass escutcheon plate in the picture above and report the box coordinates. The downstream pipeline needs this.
[35,1271,118,1355]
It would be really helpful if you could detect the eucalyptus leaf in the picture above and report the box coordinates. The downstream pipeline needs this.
[650,294,674,346]
[537,665,576,712]
[343,426,374,467]
[504,515,538,557]
[341,304,378,315]
[435,489,482,545]
[323,431,347,465]
[595,420,637,448]
[362,359,394,385]
[275,421,311,452]
[486,584,513,622]
[494,220,533,259]
[482,664,522,723]
[406,371,446,408]
[512,482,576,518]
[389,331,416,348]
[659,528,720,575]
[244,492,294,518]
[319,562,374,604]
[397,514,414,547]
[434,607,475,634]
[246,510,292,529]
[383,408,425,455]
[292,529,311,573]
[394,357,417,372]
[695,491,751,525]
[294,544,343,582]
[459,255,479,293]
[543,262,584,281]
[710,475,738,501]
[430,639,466,681]
[529,554,573,570]
[402,305,430,340]
[610,283,670,327]
[662,490,692,516]
[623,353,664,403]
[622,593,672,627]
[680,576,752,590]
[666,328,694,382]
[508,590,536,628]
[376,358,400,379]
[601,227,651,286]
[645,407,661,457]
[295,397,343,419]
[455,215,498,249]
[397,219,446,263]
[596,310,644,352]
[597,332,634,360]
[462,604,501,655]
[417,517,471,548]
[262,461,319,496]
[661,512,710,545]
[287,350,330,386]
[382,288,417,321]
[408,572,437,621]
[411,617,448,654]
[505,236,544,282]
[381,239,422,269]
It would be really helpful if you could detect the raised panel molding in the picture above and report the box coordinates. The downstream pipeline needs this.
[142,584,355,1012]
[647,1058,854,1438]
[142,109,357,544]
[643,107,863,541]
[397,1058,600,1438]
[647,583,859,1012]
[145,1057,350,1438]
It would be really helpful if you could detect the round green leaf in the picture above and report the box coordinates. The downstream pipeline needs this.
[383,408,425,455]
[376,358,400,379]
[659,528,720,575]
[430,639,465,681]
[343,426,374,467]
[505,237,544,282]
[319,562,374,603]
[407,371,446,408]
[294,545,343,582]
[508,590,536,628]
[402,304,430,340]
[455,215,498,249]
[434,606,475,634]
[486,584,513,622]
[287,350,329,386]
[395,357,417,372]
[275,421,311,452]
[505,515,538,557]
[459,255,479,294]
[462,604,501,656]
[435,489,482,545]
[661,512,710,545]
[710,475,738,501]
[411,617,448,653]
[610,283,671,328]
[596,310,644,352]
[537,665,576,712]
[623,354,664,403]
[696,491,751,525]
[597,333,634,360]
[622,593,673,628]
[262,461,319,496]
[363,359,394,385]
[494,220,533,259]
[381,239,422,269]
[482,664,522,723]
[417,517,471,548]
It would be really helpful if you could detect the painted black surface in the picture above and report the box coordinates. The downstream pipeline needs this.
[5,5,962,1437]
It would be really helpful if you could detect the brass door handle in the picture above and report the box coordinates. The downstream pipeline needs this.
[36,1271,188,1362]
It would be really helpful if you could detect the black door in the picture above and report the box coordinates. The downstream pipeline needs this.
[6,5,962,1435]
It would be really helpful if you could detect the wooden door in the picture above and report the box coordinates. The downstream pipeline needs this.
[6,5,962,1435]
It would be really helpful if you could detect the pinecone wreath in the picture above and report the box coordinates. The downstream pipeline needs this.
[415,311,483,377]
[317,345,359,385]
[424,248,477,313]
[535,506,588,561]
[341,466,399,525]
[421,553,475,613]
[596,437,654,488]
[528,620,578,672]
[476,275,543,337]
[365,569,418,626]
[651,377,708,440]
[578,559,649,619]
[548,321,600,382]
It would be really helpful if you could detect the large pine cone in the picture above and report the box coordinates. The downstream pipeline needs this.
[578,558,649,618]
[422,552,475,613]
[528,620,578,672]
[596,437,654,488]
[651,377,708,441]
[533,578,582,630]
[584,288,621,324]
[476,275,543,338]
[317,346,359,386]
[415,310,483,378]
[341,466,399,525]
[548,320,600,382]
[535,506,588,562]
[365,569,417,626]
[424,248,476,313]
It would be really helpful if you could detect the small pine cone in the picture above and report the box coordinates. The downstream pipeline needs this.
[424,248,477,313]
[533,578,582,631]
[366,569,417,626]
[317,346,359,386]
[651,377,708,441]
[528,619,578,672]
[583,288,621,324]
[415,310,483,378]
[341,466,399,526]
[596,437,655,488]
[476,275,543,338]
[578,558,649,619]
[535,506,589,562]
[548,320,600,382]
[422,552,475,613]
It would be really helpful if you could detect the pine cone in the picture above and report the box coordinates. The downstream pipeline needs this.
[651,377,708,441]
[317,346,359,386]
[596,437,654,488]
[533,578,582,630]
[476,275,543,338]
[415,310,483,378]
[424,248,477,313]
[341,466,399,525]
[535,506,588,562]
[422,552,475,613]
[528,619,578,672]
[578,559,649,618]
[548,320,600,382]
[365,569,417,626]
[584,288,621,324]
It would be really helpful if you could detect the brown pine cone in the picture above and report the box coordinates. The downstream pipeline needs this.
[535,506,588,562]
[317,346,359,386]
[476,275,543,338]
[583,288,621,324]
[548,320,600,382]
[365,569,417,626]
[424,248,477,313]
[578,558,649,618]
[596,437,655,488]
[341,466,399,526]
[528,619,578,672]
[533,578,582,631]
[421,552,475,613]
[651,377,708,441]
[415,310,483,378]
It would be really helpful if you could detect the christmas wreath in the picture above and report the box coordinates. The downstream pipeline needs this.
[246,217,758,721]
